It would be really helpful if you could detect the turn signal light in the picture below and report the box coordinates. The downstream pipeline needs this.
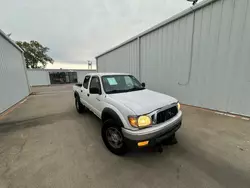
[128,116,138,127]
[138,141,149,147]
[177,103,181,110]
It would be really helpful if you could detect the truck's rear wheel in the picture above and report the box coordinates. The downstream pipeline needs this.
[102,119,127,155]
[75,97,85,113]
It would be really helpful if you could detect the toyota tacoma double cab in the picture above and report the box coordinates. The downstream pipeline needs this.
[73,73,182,155]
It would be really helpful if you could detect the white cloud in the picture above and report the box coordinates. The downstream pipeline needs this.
[0,0,194,68]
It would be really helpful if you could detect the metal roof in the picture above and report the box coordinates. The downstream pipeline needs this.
[0,29,23,53]
[95,0,218,59]
[28,68,96,72]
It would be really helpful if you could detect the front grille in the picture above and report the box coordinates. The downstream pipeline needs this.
[156,106,178,124]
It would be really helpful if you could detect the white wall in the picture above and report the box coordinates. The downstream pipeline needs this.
[76,70,96,83]
[0,33,30,113]
[27,70,50,86]
[140,0,250,116]
[96,0,250,116]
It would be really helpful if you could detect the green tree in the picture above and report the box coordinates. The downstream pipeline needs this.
[16,40,54,69]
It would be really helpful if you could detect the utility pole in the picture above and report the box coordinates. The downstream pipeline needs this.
[88,61,92,69]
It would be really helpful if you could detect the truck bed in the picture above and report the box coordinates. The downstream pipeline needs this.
[73,83,82,93]
[75,83,82,87]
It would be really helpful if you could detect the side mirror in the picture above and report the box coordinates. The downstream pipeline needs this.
[90,87,101,94]
[141,82,146,88]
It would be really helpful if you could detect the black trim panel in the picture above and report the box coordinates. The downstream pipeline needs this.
[101,108,124,127]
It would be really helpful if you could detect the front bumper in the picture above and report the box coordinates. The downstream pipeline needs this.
[122,111,182,148]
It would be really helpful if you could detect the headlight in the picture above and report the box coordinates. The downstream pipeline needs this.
[177,102,181,110]
[128,115,152,128]
[138,116,152,127]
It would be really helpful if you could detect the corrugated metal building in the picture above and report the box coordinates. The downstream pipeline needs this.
[96,0,250,116]
[27,69,96,86]
[0,29,30,114]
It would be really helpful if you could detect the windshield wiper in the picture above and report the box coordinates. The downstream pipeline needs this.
[106,87,144,94]
[127,87,145,92]
[106,89,126,94]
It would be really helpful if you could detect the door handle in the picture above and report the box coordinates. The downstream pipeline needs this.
[96,98,100,101]
[87,94,90,97]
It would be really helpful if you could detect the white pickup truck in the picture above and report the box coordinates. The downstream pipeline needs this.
[73,73,182,155]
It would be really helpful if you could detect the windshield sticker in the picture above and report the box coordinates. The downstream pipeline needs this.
[107,78,118,85]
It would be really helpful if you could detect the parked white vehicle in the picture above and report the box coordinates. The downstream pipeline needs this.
[73,73,182,155]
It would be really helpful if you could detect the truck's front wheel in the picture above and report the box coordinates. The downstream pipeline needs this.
[75,97,85,113]
[102,119,127,155]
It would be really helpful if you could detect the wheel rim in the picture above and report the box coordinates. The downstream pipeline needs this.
[106,127,123,149]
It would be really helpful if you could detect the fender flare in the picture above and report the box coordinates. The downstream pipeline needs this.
[101,108,124,127]
[74,91,79,98]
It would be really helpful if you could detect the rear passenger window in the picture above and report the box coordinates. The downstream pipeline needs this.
[83,76,90,89]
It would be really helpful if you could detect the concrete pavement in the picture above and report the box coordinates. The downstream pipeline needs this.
[0,85,249,188]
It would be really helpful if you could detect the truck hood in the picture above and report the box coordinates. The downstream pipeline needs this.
[108,89,178,115]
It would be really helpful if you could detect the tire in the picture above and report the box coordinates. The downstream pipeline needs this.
[102,119,128,155]
[75,97,85,113]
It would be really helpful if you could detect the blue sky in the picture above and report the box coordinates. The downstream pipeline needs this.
[0,0,198,69]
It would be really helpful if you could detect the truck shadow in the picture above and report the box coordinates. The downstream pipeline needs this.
[0,111,72,134]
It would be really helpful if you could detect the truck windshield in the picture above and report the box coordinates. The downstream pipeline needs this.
[102,75,145,94]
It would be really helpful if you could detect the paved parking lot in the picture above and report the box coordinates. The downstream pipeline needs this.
[0,85,250,188]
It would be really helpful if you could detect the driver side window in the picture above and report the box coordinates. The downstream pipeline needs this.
[90,76,101,93]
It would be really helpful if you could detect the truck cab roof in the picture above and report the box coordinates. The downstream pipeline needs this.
[86,72,131,77]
